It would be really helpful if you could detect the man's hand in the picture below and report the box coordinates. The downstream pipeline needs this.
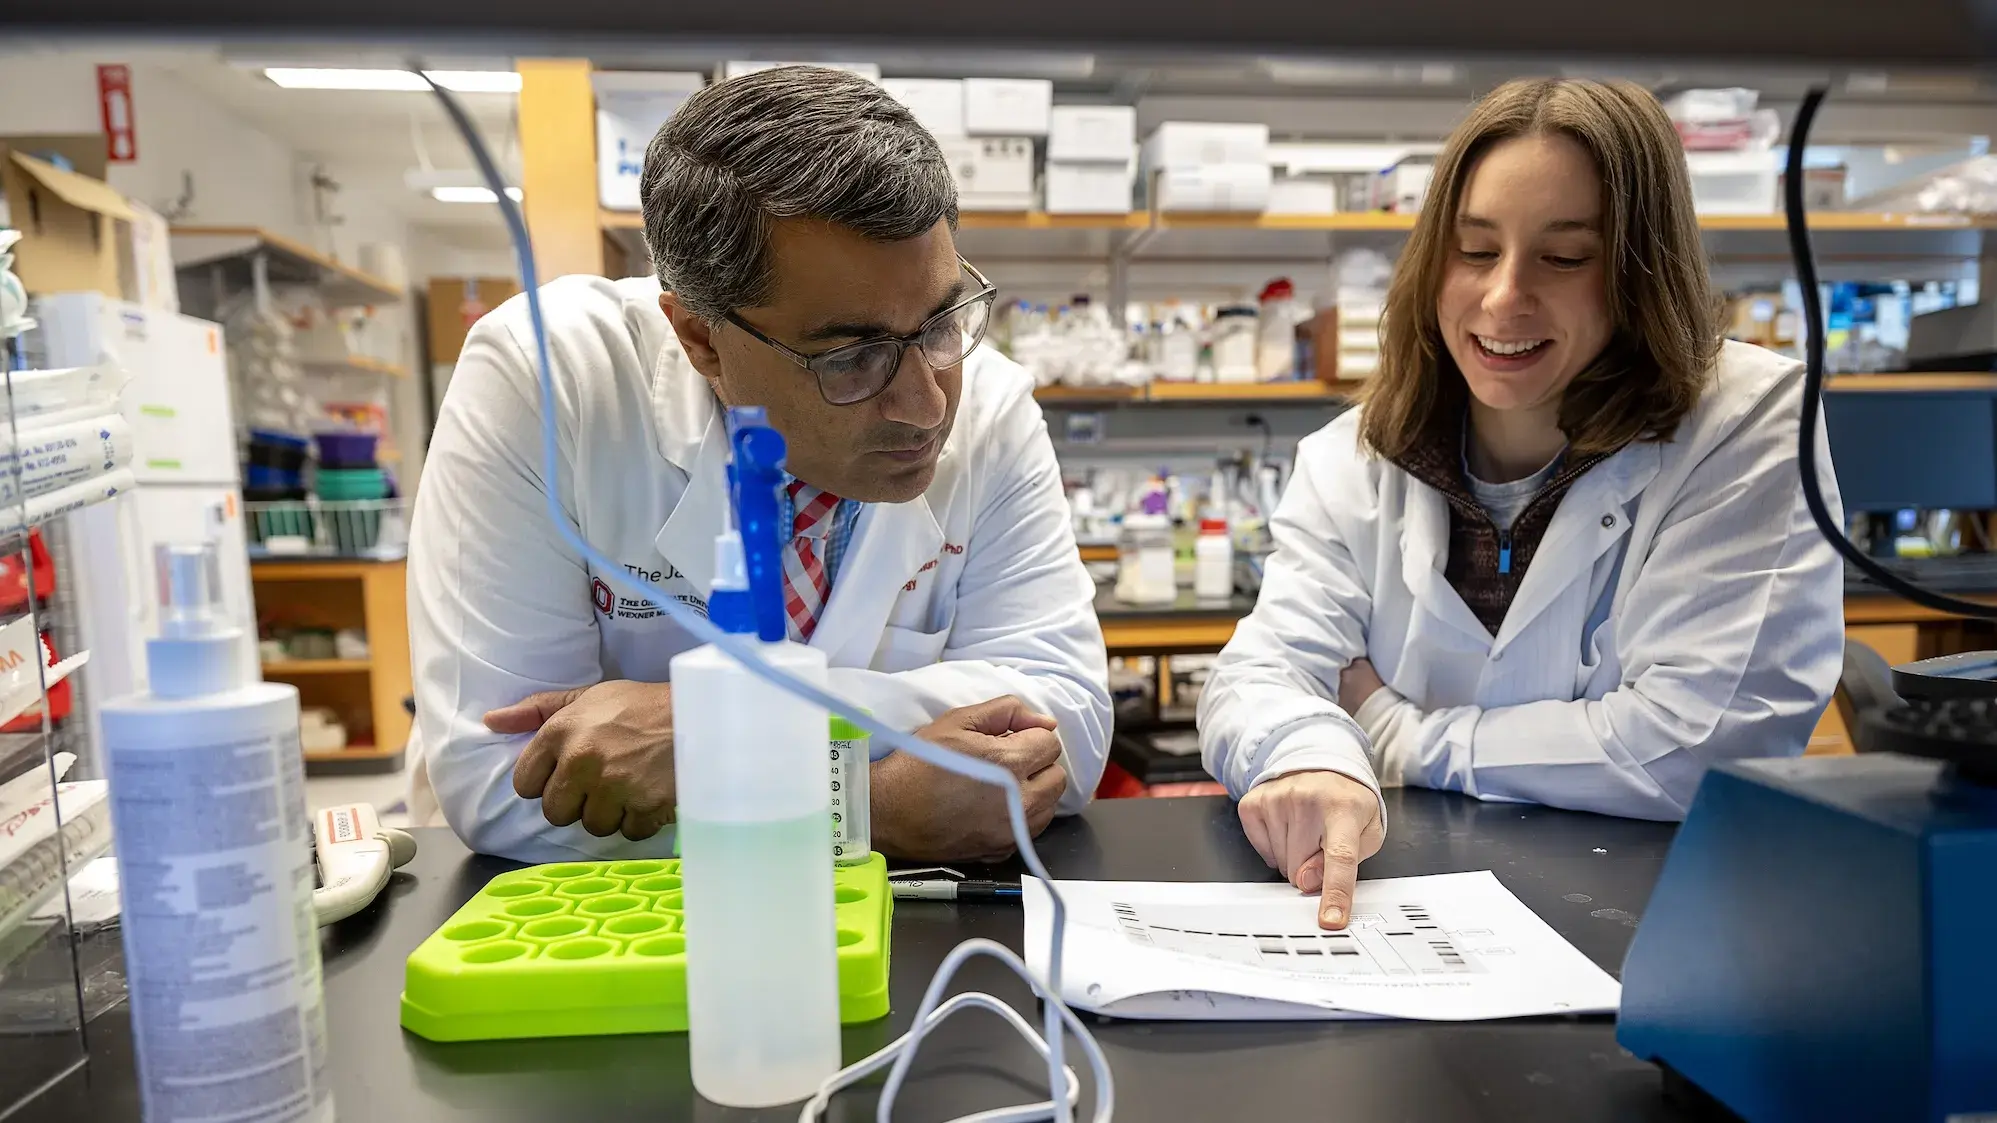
[1238,770,1385,930]
[1339,658,1385,714]
[873,696,1066,863]
[485,681,676,841]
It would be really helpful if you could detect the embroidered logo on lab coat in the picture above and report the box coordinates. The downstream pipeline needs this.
[592,564,705,621]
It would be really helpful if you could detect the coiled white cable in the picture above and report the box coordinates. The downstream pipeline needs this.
[418,69,1110,1123]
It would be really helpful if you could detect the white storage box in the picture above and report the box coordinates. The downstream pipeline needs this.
[1268,175,1340,216]
[1380,159,1434,214]
[1684,149,1777,215]
[594,71,706,211]
[942,137,1037,210]
[1152,164,1273,213]
[1048,106,1137,163]
[1143,122,1270,171]
[881,78,965,138]
[1336,349,1380,380]
[1045,161,1134,214]
[964,78,1052,136]
[721,61,880,82]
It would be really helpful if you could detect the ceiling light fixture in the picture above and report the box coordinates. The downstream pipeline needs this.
[431,186,523,204]
[263,68,522,93]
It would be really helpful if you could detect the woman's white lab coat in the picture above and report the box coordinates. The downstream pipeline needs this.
[407,275,1110,862]
[1200,340,1845,822]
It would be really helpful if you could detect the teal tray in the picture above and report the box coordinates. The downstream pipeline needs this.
[400,854,890,1041]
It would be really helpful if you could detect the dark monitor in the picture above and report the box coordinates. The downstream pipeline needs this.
[1822,389,1997,512]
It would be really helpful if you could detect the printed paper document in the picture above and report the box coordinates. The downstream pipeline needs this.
[1023,871,1621,1020]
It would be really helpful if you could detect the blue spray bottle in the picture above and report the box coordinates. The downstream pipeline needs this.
[668,407,840,1107]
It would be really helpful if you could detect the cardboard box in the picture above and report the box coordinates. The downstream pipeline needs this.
[0,146,138,300]
[1778,166,1848,210]
[1048,106,1136,163]
[594,72,706,212]
[1045,161,1133,215]
[1143,122,1270,171]
[942,137,1037,210]
[963,79,1052,137]
[881,78,966,139]
[1151,164,1273,213]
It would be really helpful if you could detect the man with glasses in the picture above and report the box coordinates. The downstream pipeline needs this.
[406,66,1111,864]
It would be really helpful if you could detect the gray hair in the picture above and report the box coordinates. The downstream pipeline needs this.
[641,66,960,322]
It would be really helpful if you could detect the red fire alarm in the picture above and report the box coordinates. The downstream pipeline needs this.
[97,64,137,163]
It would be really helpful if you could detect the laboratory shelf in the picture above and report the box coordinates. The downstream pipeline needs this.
[170,226,403,308]
[250,559,411,773]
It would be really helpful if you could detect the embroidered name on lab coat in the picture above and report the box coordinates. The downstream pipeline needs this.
[902,543,965,592]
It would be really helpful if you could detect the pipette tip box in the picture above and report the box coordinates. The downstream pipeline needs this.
[400,853,891,1041]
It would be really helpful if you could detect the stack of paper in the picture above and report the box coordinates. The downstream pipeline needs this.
[0,760,113,945]
[1023,871,1621,1021]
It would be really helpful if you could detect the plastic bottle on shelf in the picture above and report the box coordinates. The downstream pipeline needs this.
[1257,278,1303,381]
[1212,304,1260,382]
[670,407,840,1108]
[1117,513,1178,605]
[101,542,334,1123]
[1195,518,1235,600]
[1159,315,1199,381]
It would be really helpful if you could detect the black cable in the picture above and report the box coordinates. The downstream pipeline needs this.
[1788,86,1997,619]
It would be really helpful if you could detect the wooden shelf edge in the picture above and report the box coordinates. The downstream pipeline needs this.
[925,210,1997,235]
[600,208,644,231]
[1827,372,1997,392]
[300,355,411,379]
[251,558,405,581]
[171,224,403,305]
[304,745,404,762]
[263,659,372,675]
[1033,385,1145,404]
[1146,380,1341,402]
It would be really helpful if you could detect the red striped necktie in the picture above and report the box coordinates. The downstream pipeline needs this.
[781,480,841,642]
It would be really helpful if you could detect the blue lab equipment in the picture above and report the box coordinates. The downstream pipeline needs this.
[1616,753,1997,1123]
[710,406,788,640]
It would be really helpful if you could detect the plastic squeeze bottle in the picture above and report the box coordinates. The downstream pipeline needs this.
[100,543,333,1123]
[670,408,841,1107]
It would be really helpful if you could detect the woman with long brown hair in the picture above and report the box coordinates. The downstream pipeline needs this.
[1199,78,1844,929]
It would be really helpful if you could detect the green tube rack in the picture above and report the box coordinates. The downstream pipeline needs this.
[400,854,891,1041]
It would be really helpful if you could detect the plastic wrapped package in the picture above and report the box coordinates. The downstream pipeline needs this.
[224,299,317,437]
[1847,155,1997,215]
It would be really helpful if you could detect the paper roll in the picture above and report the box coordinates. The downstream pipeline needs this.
[0,415,133,504]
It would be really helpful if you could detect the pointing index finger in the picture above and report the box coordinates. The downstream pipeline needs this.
[1316,802,1368,931]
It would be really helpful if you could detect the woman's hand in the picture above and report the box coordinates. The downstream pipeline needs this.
[1339,658,1385,714]
[1237,770,1385,930]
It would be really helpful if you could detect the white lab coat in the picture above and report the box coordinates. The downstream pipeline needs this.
[1200,340,1844,822]
[407,275,1110,862]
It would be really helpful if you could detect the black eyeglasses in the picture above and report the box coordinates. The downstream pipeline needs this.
[723,259,998,406]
